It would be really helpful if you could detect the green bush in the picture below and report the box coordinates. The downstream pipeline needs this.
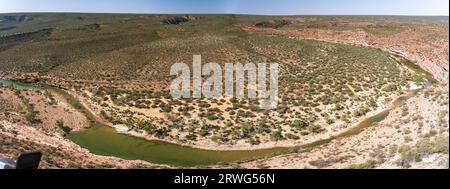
[270,129,284,141]
[56,119,72,134]
[285,133,300,140]
[290,119,309,130]
[24,111,37,123]
[309,124,322,134]
[186,133,197,141]
[354,106,370,117]
[247,137,261,145]
[348,160,378,169]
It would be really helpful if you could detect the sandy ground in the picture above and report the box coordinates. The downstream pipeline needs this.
[107,93,398,151]
[72,76,406,151]
[1,21,448,168]
[215,25,450,169]
[0,87,167,169]
[230,85,449,169]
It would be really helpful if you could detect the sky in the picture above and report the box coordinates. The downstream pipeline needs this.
[0,0,448,16]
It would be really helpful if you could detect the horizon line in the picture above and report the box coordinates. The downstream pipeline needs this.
[1,11,449,17]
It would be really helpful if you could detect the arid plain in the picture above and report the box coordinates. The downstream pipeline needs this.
[0,14,448,168]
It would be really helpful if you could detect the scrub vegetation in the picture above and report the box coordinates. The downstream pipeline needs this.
[0,14,448,168]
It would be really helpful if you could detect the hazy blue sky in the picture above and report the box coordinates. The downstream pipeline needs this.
[0,0,448,15]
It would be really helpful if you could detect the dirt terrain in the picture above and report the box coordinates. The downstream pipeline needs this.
[0,87,163,168]
[0,14,448,169]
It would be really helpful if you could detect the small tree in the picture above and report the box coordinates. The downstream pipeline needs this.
[186,133,197,141]
[290,119,309,130]
[56,119,71,134]
[309,124,322,134]
[24,111,37,123]
[270,129,284,141]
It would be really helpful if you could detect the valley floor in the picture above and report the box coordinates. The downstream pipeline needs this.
[0,15,448,169]
[1,42,447,169]
[226,84,449,169]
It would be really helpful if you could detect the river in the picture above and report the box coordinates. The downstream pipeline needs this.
[0,57,437,167]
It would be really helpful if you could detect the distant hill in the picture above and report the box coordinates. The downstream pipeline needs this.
[0,14,447,83]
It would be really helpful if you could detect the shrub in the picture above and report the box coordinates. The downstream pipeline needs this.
[290,119,309,130]
[154,128,170,138]
[309,124,322,134]
[285,133,300,140]
[354,106,370,117]
[256,121,271,134]
[348,160,378,169]
[137,121,157,134]
[240,123,255,138]
[207,114,219,121]
[382,84,397,92]
[397,136,449,168]
[326,118,335,125]
[186,133,197,141]
[159,104,172,113]
[270,129,284,141]
[247,137,261,145]
[24,111,37,123]
[308,159,331,168]
[55,119,72,134]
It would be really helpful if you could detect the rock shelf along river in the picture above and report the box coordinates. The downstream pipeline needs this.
[0,57,437,167]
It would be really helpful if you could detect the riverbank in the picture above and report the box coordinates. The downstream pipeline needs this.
[234,83,449,169]
[102,91,405,151]
[60,38,436,152]
[0,39,444,167]
[0,86,166,168]
[0,73,424,167]
[1,43,437,153]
